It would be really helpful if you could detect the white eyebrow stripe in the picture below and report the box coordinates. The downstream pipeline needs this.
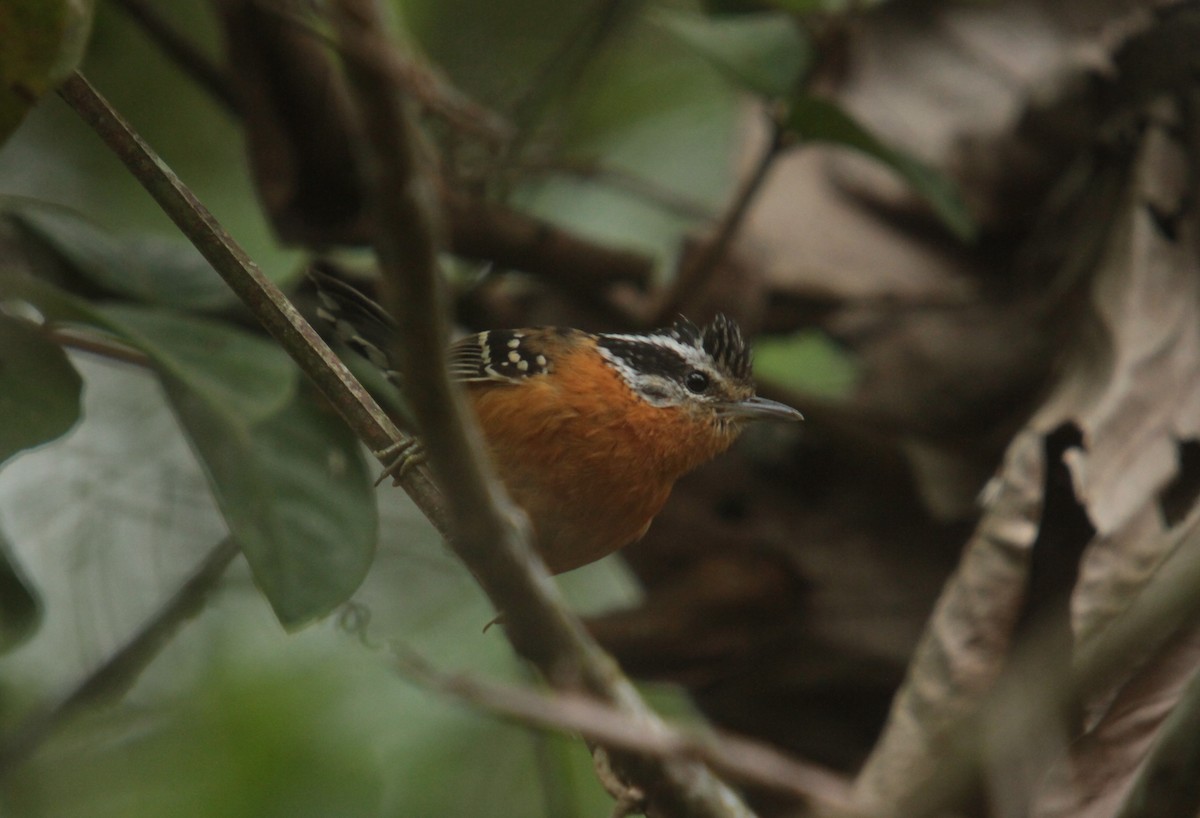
[597,334,706,366]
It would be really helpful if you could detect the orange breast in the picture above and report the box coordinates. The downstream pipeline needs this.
[467,342,740,573]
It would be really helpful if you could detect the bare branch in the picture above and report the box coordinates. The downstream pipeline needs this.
[110,0,240,114]
[47,326,151,368]
[653,114,784,325]
[254,0,515,146]
[329,2,757,815]
[56,71,444,523]
[394,647,856,812]
[510,0,637,130]
[442,190,654,297]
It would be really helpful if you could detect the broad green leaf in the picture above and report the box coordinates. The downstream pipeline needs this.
[0,266,102,325]
[783,95,976,240]
[653,11,811,99]
[0,522,42,652]
[753,329,858,398]
[168,386,376,628]
[85,304,356,626]
[0,0,94,143]
[97,304,296,426]
[5,276,295,427]
[1,277,365,625]
[0,313,82,463]
[8,202,236,311]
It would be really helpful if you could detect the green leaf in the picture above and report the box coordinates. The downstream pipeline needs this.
[84,305,362,626]
[168,386,377,627]
[0,524,42,652]
[783,95,977,241]
[6,269,292,431]
[753,329,858,398]
[653,11,811,99]
[8,202,237,311]
[0,0,94,143]
[1,278,365,625]
[0,313,82,464]
[97,304,296,426]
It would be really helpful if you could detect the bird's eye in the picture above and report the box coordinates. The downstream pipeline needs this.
[684,370,709,394]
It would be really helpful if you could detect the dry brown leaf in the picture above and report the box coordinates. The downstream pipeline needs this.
[1029,107,1200,818]
[1034,626,1200,818]
[851,8,1200,815]
[742,2,1159,519]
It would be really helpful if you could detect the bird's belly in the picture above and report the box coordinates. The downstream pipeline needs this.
[467,371,727,574]
[494,459,673,574]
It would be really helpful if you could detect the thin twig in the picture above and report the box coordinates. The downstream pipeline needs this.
[509,0,635,132]
[47,326,151,368]
[117,1,653,296]
[654,116,786,325]
[330,3,757,816]
[253,0,515,146]
[0,537,241,778]
[109,0,241,114]
[441,190,654,296]
[56,71,445,524]
[393,647,856,812]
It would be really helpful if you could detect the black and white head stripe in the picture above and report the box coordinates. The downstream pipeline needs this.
[597,316,751,385]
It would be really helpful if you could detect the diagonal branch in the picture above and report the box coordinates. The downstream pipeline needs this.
[110,0,241,114]
[57,71,445,524]
[653,114,785,325]
[58,54,755,818]
[393,647,855,811]
[329,2,757,816]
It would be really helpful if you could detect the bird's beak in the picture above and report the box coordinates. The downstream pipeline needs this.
[722,395,804,423]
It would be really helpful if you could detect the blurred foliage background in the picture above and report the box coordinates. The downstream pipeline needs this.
[0,1,838,815]
[6,0,1199,816]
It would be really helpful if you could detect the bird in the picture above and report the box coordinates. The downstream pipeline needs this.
[311,270,803,574]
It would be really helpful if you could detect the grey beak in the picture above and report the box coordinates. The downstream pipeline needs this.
[722,395,804,423]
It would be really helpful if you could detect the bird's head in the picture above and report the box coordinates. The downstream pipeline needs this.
[595,315,804,431]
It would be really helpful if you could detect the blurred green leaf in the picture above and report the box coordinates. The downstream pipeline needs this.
[0,524,41,652]
[8,201,236,310]
[4,278,369,626]
[0,313,82,464]
[11,657,384,818]
[100,302,370,627]
[246,396,376,627]
[783,95,976,240]
[97,304,296,426]
[0,0,94,143]
[167,387,376,628]
[753,329,858,398]
[653,10,810,99]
